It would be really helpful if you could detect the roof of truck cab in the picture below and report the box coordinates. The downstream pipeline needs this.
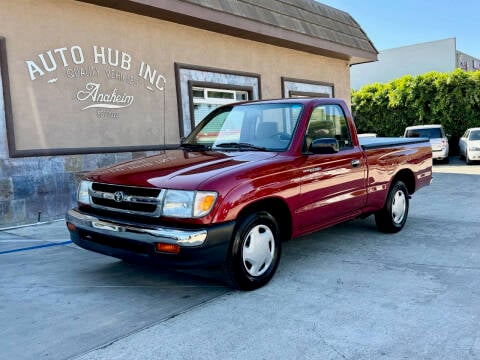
[236,97,346,105]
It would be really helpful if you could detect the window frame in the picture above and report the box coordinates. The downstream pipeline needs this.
[175,63,261,138]
[1,37,16,157]
[281,77,334,99]
[188,81,253,128]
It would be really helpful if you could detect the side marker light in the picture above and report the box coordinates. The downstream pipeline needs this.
[155,243,181,254]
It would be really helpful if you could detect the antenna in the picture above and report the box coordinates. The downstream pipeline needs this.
[163,82,166,152]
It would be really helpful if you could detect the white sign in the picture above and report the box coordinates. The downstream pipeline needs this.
[25,45,166,119]
[76,83,134,110]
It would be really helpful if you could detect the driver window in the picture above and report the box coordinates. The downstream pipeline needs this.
[305,104,352,151]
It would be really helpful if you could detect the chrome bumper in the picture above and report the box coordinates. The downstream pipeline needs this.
[66,209,207,247]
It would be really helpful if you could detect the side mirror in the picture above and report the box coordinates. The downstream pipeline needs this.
[309,138,339,154]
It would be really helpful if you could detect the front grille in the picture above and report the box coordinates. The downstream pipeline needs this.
[92,183,160,197]
[92,197,158,213]
[89,183,163,217]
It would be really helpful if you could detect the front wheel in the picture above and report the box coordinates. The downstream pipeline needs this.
[225,211,281,290]
[466,150,472,165]
[375,181,409,233]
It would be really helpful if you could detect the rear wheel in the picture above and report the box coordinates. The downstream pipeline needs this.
[225,211,281,290]
[375,181,409,233]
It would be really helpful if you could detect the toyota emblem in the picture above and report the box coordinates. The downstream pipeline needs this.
[113,191,125,202]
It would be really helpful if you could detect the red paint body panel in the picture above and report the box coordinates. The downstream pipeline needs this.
[81,98,432,237]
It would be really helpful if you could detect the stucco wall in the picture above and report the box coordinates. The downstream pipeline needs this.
[0,0,351,227]
[2,0,350,153]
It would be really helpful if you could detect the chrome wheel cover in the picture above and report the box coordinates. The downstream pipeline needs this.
[392,190,406,224]
[242,224,275,277]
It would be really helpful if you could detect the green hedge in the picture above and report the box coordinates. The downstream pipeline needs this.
[351,69,480,141]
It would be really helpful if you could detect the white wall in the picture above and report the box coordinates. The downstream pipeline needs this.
[351,38,457,89]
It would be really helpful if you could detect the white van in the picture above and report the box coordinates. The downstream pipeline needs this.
[404,125,449,162]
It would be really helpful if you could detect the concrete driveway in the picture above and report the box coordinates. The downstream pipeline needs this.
[1,158,479,359]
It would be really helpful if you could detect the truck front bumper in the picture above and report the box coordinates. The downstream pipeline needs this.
[66,209,234,268]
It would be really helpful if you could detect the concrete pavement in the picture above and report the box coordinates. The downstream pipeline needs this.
[1,158,480,359]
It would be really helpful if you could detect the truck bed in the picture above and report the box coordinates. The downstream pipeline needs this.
[359,137,429,150]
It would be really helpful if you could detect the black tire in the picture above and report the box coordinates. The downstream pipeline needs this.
[466,150,472,165]
[375,181,409,233]
[225,211,281,290]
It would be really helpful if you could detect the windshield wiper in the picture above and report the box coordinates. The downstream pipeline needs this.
[213,142,267,151]
[180,143,211,151]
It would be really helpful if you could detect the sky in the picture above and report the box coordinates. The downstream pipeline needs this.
[318,0,480,57]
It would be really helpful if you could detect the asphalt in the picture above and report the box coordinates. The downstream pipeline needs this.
[1,157,480,360]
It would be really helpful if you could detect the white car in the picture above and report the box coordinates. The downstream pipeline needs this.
[459,128,480,165]
[404,125,449,162]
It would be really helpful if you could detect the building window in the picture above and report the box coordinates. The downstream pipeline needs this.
[191,85,250,125]
[281,77,334,98]
[175,64,261,137]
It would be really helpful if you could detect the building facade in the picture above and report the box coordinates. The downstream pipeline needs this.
[0,0,376,227]
[351,38,480,90]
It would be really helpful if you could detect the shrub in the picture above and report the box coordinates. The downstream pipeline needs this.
[351,69,480,143]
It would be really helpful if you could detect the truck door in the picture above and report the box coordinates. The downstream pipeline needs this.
[296,104,367,232]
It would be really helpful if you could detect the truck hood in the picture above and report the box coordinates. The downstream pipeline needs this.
[86,149,278,190]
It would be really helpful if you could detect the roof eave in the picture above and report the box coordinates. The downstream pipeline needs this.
[77,0,378,64]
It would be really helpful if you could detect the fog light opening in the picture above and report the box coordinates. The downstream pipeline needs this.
[155,243,181,254]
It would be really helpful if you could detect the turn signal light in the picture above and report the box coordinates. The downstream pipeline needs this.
[155,242,181,254]
[67,222,76,231]
[199,194,215,212]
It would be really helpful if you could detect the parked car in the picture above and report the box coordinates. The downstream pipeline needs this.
[404,125,449,162]
[459,128,480,165]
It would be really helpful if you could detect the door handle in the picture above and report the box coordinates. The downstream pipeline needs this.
[351,159,361,168]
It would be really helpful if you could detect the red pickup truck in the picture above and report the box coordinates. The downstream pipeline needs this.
[67,98,432,290]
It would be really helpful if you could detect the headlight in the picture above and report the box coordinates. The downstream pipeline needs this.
[77,180,92,205]
[469,146,480,151]
[162,190,217,218]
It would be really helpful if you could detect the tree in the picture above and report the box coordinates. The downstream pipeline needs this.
[351,69,480,144]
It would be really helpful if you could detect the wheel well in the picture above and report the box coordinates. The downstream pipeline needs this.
[392,169,415,194]
[237,198,292,241]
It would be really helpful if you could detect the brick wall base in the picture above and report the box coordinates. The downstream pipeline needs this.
[0,151,158,228]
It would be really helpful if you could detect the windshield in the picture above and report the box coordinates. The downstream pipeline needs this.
[184,103,303,151]
[469,130,480,141]
[405,128,443,139]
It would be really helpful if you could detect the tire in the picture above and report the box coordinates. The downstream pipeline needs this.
[466,150,472,165]
[375,181,409,233]
[225,211,281,290]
